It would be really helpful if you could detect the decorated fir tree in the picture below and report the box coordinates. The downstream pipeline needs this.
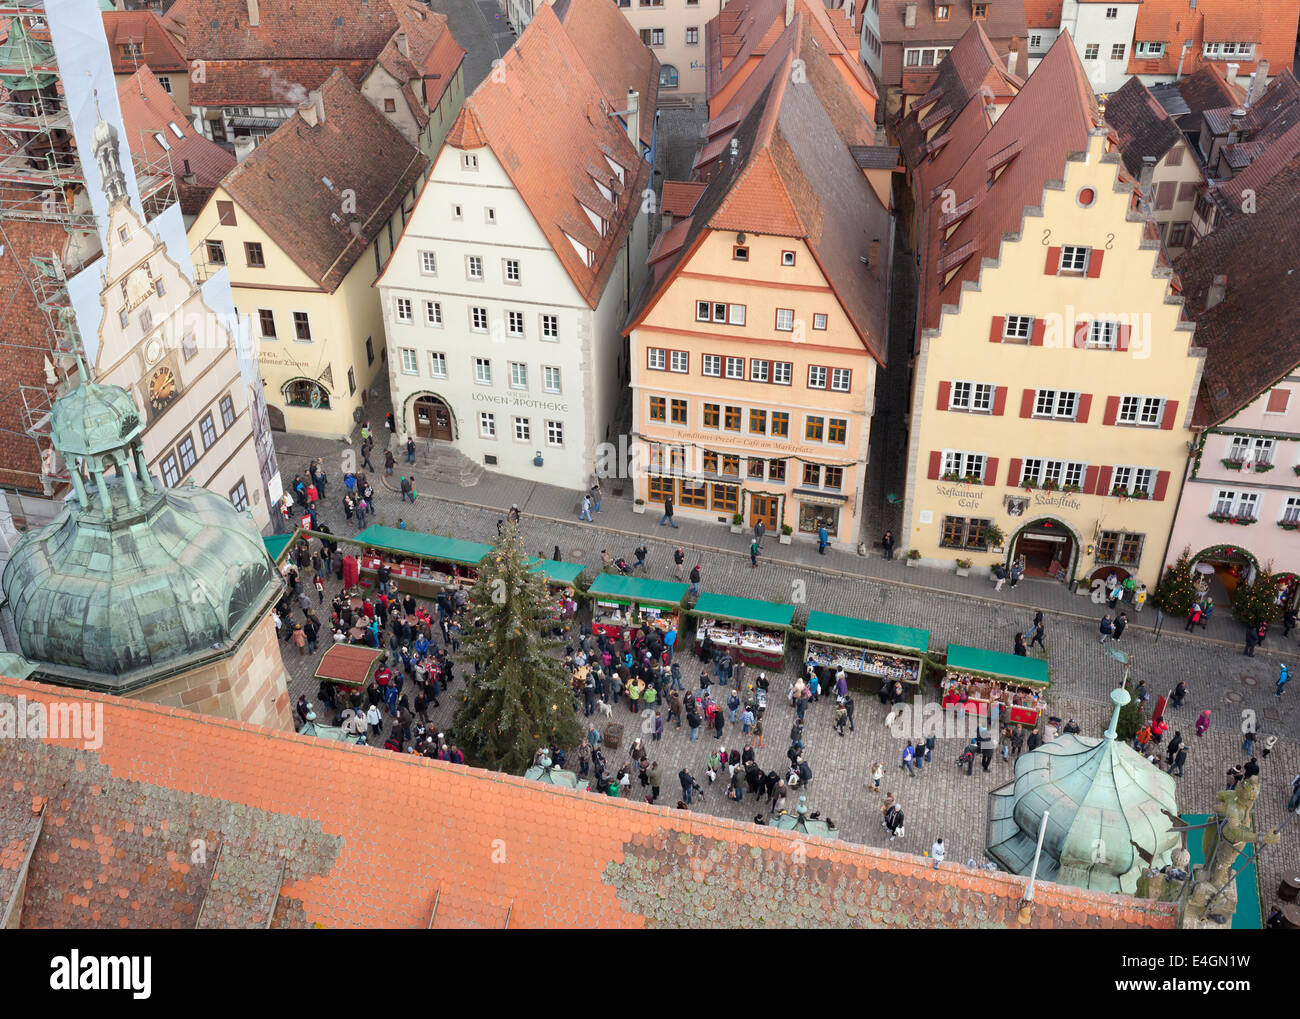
[1231,564,1282,628]
[1152,546,1197,618]
[450,522,582,772]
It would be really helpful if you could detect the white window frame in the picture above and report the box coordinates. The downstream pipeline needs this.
[504,258,521,284]
[513,417,531,442]
[1213,489,1237,515]
[773,361,792,385]
[775,308,794,332]
[1118,395,1164,426]
[950,381,995,413]
[1087,320,1119,349]
[395,297,412,324]
[808,365,828,389]
[648,347,667,371]
[702,354,722,377]
[400,348,418,375]
[509,361,528,390]
[831,368,851,392]
[541,314,559,341]
[1060,245,1089,273]
[812,313,828,330]
[430,352,447,379]
[1034,389,1079,419]
[425,300,443,327]
[669,350,688,373]
[728,304,746,326]
[725,357,744,380]
[479,412,496,438]
[474,357,492,386]
[471,306,488,332]
[1135,41,1166,58]
[1235,491,1260,520]
[467,255,484,280]
[542,366,561,394]
[420,250,437,275]
[1112,465,1156,497]
[1281,496,1300,525]
[751,360,769,383]
[507,310,525,338]
[546,420,564,447]
[941,450,987,482]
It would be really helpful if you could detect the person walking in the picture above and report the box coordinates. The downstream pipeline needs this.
[660,494,677,528]
[590,480,602,513]
[1242,728,1256,756]
[405,436,416,465]
[689,562,701,597]
[1112,612,1128,642]
[1029,617,1046,650]
[870,762,884,791]
[1277,663,1289,698]
[679,767,699,805]
[754,519,766,550]
[1170,745,1188,777]
[993,562,1007,592]
[1134,583,1147,613]
[384,448,395,477]
[673,546,686,581]
[1284,605,1298,637]
[901,741,916,777]
[1195,709,1211,737]
[1013,632,1028,656]
[749,538,759,569]
[579,494,593,522]
[882,530,895,560]
[1244,625,1259,657]
[817,524,829,555]
[1098,613,1114,644]
[930,837,945,869]
[1171,681,1187,709]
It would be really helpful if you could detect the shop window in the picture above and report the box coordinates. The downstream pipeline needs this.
[711,483,738,512]
[284,379,330,409]
[768,459,787,482]
[648,475,674,502]
[679,482,707,508]
[798,502,839,536]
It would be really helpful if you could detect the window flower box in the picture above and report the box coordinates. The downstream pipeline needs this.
[1254,463,1274,473]
[941,472,983,485]
[1279,520,1299,531]
[1221,459,1246,470]
[955,558,972,577]
[1210,512,1256,525]
[1062,483,1083,493]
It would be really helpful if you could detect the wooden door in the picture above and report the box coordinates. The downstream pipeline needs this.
[414,397,452,440]
[749,494,777,530]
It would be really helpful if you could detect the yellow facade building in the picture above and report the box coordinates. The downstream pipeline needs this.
[188,71,429,439]
[899,31,1203,589]
[626,14,889,546]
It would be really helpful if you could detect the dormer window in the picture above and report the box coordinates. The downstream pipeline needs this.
[935,4,950,19]
[972,2,987,18]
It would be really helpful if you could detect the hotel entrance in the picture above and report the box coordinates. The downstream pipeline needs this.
[1011,518,1075,582]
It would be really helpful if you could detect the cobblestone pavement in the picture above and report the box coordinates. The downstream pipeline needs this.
[274,427,1300,923]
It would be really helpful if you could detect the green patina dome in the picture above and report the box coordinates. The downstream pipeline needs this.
[49,380,143,458]
[0,17,58,92]
[1,382,282,687]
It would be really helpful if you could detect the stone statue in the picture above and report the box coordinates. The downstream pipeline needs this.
[1187,775,1280,919]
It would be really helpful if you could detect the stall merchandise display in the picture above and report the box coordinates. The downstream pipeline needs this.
[806,641,920,684]
[359,552,475,589]
[941,674,1044,726]
[698,619,783,654]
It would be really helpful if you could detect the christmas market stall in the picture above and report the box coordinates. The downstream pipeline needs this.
[690,593,795,669]
[941,644,1049,727]
[586,574,689,638]
[313,644,384,705]
[804,611,929,693]
[353,525,491,597]
[262,531,296,566]
[526,558,585,627]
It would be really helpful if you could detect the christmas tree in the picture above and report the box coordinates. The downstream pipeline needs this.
[1231,563,1282,628]
[450,522,582,772]
[1152,546,1197,618]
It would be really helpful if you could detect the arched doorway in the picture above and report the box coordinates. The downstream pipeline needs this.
[1010,517,1076,583]
[1189,544,1258,607]
[266,404,286,431]
[412,394,454,440]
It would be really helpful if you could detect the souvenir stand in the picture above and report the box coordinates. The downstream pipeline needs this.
[690,593,794,669]
[941,644,1049,727]
[804,611,929,693]
[526,558,585,620]
[586,575,688,638]
[353,525,491,598]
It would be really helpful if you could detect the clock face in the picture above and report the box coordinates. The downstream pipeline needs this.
[148,366,177,411]
[145,339,162,365]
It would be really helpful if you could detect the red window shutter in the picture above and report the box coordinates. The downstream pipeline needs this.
[1007,458,1022,487]
[1044,246,1061,275]
[927,451,942,480]
[1116,324,1132,351]
[1103,395,1120,425]
[1030,318,1046,346]
[1153,470,1171,501]
[1020,389,1036,418]
[1083,465,1100,495]
[1266,388,1291,413]
[937,380,951,411]
[984,457,998,485]
[1155,181,1176,210]
[1086,250,1104,278]
[1096,465,1113,496]
[1160,399,1179,430]
[1076,393,1092,423]
[992,386,1008,415]
[989,316,1005,343]
[1073,319,1090,348]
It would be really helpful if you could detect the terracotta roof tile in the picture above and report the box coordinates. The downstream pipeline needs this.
[216,68,428,292]
[659,180,706,217]
[876,0,1027,86]
[1023,0,1062,30]
[101,10,187,73]
[117,65,237,216]
[0,676,1181,928]
[1125,0,1300,81]
[189,58,373,107]
[1103,78,1185,176]
[431,1,651,309]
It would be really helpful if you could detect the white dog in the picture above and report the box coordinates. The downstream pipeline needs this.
[596,699,614,719]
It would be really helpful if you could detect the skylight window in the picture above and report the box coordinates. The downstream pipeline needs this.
[168,122,185,139]
[153,133,171,151]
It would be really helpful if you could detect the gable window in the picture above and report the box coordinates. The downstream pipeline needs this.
[216,201,237,227]
[384,98,397,113]
[812,313,827,330]
[1060,245,1089,273]
[293,312,311,341]
[935,4,950,20]
[950,381,994,413]
[244,242,265,268]
[462,154,478,171]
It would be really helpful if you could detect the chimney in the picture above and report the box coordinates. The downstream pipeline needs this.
[299,99,318,127]
[904,2,917,28]
[1224,62,1239,88]
[1206,274,1227,310]
[785,0,794,26]
[396,32,409,58]
[1245,60,1269,107]
[246,0,260,27]
[1007,48,1018,77]
[1140,155,1156,205]
[624,88,640,148]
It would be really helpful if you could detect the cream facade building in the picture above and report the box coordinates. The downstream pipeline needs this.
[900,32,1202,590]
[188,72,429,440]
[91,117,273,530]
[379,0,655,490]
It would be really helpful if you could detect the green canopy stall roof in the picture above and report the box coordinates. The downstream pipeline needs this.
[262,532,295,565]
[526,559,585,586]
[690,593,795,630]
[354,525,491,566]
[806,611,929,654]
[586,574,689,607]
[945,644,1050,686]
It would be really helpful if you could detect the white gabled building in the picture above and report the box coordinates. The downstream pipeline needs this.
[378,0,656,491]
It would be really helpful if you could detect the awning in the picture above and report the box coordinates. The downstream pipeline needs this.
[586,574,689,607]
[526,558,584,586]
[945,644,1050,687]
[314,645,383,687]
[354,525,491,566]
[690,593,794,630]
[793,489,848,506]
[806,611,928,654]
[262,532,295,564]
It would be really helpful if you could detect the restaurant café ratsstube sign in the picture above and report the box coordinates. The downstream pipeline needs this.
[935,483,1083,513]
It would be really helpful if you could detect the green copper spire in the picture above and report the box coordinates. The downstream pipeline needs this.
[0,17,58,92]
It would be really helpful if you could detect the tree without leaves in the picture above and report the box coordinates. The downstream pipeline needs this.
[450,522,582,773]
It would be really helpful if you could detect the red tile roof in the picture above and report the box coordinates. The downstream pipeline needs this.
[215,69,428,292]
[1175,153,1300,426]
[1023,0,1062,30]
[1125,0,1300,81]
[0,676,1180,929]
[101,10,187,74]
[116,65,237,216]
[189,57,374,107]
[876,0,1027,86]
[915,30,1101,336]
[630,13,891,364]
[430,2,651,310]
[1174,64,1246,114]
[372,2,466,113]
[660,180,706,217]
[1207,72,1300,217]
[1103,77,1186,176]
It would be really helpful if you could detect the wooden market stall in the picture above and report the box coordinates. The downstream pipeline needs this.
[587,574,688,638]
[941,644,1049,727]
[262,531,296,566]
[690,593,795,669]
[526,558,585,624]
[314,645,384,698]
[804,611,929,692]
[353,525,491,597]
